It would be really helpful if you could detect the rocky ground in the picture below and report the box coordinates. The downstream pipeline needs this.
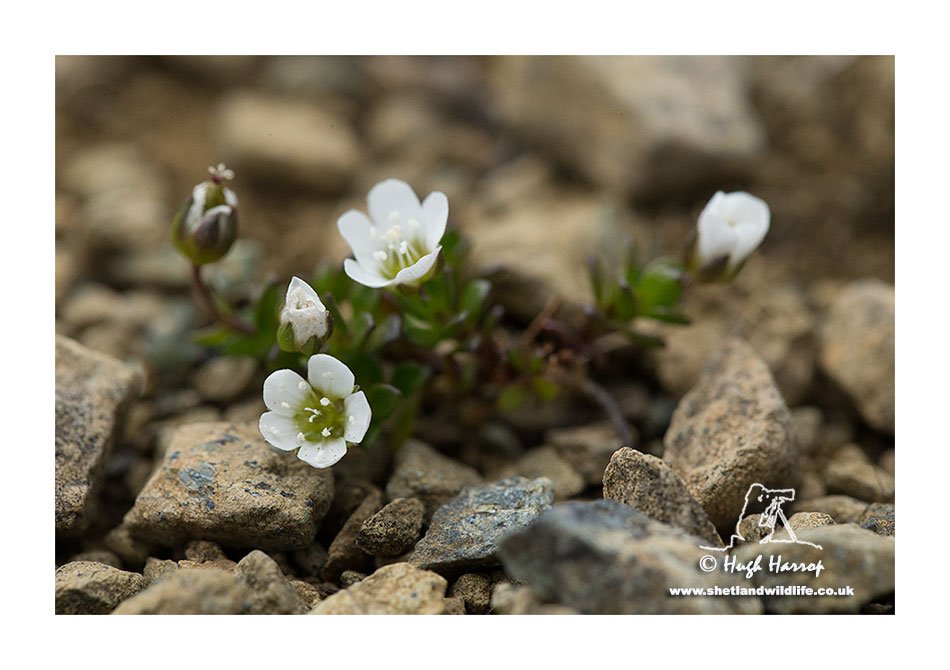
[55,56,894,614]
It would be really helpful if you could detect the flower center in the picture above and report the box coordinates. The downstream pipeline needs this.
[370,219,427,279]
[292,386,346,443]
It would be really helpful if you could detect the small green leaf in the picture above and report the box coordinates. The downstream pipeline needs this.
[459,278,491,322]
[496,384,526,411]
[392,361,431,396]
[367,383,402,422]
[532,376,560,401]
[636,260,683,315]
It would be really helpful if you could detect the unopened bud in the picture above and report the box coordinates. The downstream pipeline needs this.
[171,165,239,265]
[687,191,770,282]
[277,277,333,355]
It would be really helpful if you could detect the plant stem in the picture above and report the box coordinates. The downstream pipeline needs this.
[190,263,254,334]
[553,370,635,447]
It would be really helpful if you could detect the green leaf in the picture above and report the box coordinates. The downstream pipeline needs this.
[636,260,683,315]
[532,376,560,401]
[349,283,380,316]
[367,383,402,422]
[459,278,491,323]
[344,352,385,388]
[392,361,431,396]
[496,384,526,411]
[440,229,468,265]
[365,314,402,352]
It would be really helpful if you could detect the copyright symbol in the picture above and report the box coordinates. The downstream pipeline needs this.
[699,555,717,572]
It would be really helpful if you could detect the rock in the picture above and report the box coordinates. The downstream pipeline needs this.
[320,479,379,541]
[192,356,258,403]
[113,568,257,614]
[787,512,835,532]
[464,192,629,315]
[488,56,765,198]
[60,143,170,253]
[104,522,152,567]
[498,500,760,614]
[386,440,483,519]
[449,573,492,614]
[124,421,334,550]
[410,477,554,574]
[68,549,122,569]
[55,561,148,614]
[290,580,322,608]
[178,540,237,572]
[662,338,799,530]
[824,445,895,503]
[310,563,455,615]
[494,446,585,501]
[143,558,178,584]
[546,422,627,487]
[790,406,824,456]
[819,280,894,433]
[651,282,818,406]
[792,495,870,524]
[859,503,895,537]
[235,550,308,614]
[292,542,328,578]
[56,335,144,535]
[489,583,578,615]
[217,91,359,193]
[733,524,894,614]
[340,570,367,588]
[602,447,721,547]
[322,488,383,581]
[357,498,426,557]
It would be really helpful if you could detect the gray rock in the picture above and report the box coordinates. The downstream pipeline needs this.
[819,280,894,433]
[217,91,360,193]
[292,542,328,578]
[124,421,334,550]
[824,446,895,503]
[290,580,322,608]
[547,422,627,487]
[177,540,237,572]
[859,503,895,537]
[55,561,148,614]
[603,447,721,547]
[498,500,761,614]
[113,568,257,615]
[310,563,455,615]
[449,573,493,614]
[192,356,258,403]
[489,582,577,615]
[56,335,144,535]
[663,338,799,530]
[357,498,426,557]
[410,477,554,574]
[494,446,585,501]
[791,495,870,524]
[322,488,383,581]
[235,550,308,614]
[143,558,178,584]
[386,440,483,520]
[787,512,836,531]
[68,549,122,569]
[733,524,894,613]
[488,56,765,198]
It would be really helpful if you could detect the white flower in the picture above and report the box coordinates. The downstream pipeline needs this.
[695,191,770,271]
[277,277,331,353]
[337,178,447,288]
[259,354,371,468]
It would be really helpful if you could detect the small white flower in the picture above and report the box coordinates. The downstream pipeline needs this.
[337,178,447,288]
[278,277,331,352]
[695,191,770,271]
[259,354,372,468]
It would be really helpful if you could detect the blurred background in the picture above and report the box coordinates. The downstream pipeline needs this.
[55,54,894,391]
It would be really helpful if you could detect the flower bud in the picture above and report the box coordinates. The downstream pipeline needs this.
[276,277,333,355]
[171,165,239,265]
[688,191,770,282]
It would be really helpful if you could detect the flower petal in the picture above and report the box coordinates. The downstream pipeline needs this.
[421,191,448,250]
[286,275,321,306]
[392,247,441,286]
[343,391,371,443]
[367,178,423,227]
[343,258,393,288]
[307,353,356,399]
[723,193,770,265]
[337,210,380,268]
[259,412,301,451]
[262,369,310,416]
[297,437,347,468]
